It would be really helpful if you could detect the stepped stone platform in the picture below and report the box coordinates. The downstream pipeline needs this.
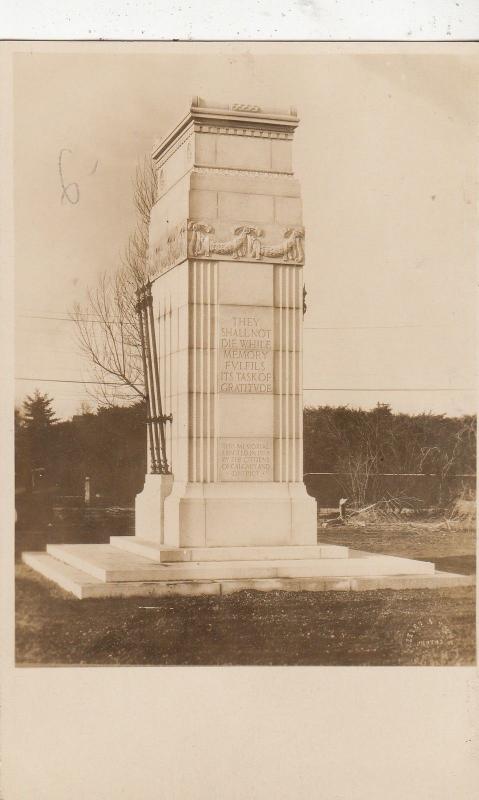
[22,538,474,599]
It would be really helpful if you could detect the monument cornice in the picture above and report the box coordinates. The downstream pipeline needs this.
[152,97,299,163]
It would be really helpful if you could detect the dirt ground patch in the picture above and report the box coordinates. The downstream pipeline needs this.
[15,564,475,667]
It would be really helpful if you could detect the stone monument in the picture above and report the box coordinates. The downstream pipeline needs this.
[23,99,465,597]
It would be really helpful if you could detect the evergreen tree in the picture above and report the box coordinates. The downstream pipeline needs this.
[21,390,58,472]
[22,390,58,430]
[15,407,30,488]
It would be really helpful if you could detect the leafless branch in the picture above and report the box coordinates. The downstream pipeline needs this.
[71,155,157,406]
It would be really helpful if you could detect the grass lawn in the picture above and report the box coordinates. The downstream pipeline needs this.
[15,512,476,666]
[318,522,476,575]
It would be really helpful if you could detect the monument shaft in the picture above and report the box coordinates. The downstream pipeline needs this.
[135,99,317,548]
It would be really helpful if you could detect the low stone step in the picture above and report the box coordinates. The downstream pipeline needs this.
[22,551,103,599]
[46,543,437,583]
[46,543,165,582]
[22,552,220,600]
[218,571,475,595]
[22,551,474,599]
[109,537,349,562]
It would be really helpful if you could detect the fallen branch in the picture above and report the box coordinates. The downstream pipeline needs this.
[346,501,382,517]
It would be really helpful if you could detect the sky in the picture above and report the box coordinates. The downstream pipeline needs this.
[13,43,478,420]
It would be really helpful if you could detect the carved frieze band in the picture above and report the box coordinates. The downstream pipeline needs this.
[149,221,305,280]
[188,222,304,263]
[149,222,188,279]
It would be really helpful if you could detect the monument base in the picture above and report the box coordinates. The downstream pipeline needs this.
[163,482,317,548]
[134,473,174,544]
[22,539,473,600]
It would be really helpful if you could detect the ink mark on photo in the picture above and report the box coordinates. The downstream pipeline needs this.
[58,148,80,205]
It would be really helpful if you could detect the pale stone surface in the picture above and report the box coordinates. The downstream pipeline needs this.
[195,132,216,166]
[22,552,101,599]
[109,538,350,561]
[43,542,438,582]
[134,474,174,544]
[218,394,275,437]
[189,189,218,219]
[215,133,272,171]
[162,479,318,548]
[218,263,273,309]
[218,190,274,223]
[275,196,302,225]
[271,139,293,173]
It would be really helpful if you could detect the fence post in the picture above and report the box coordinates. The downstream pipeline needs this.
[84,476,91,507]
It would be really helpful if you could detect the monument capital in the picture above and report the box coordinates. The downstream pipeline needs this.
[148,97,305,281]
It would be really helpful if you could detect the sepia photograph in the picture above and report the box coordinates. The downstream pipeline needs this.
[12,42,477,667]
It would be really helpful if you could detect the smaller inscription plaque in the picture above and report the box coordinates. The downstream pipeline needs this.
[219,437,273,482]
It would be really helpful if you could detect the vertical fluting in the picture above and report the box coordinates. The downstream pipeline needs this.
[191,261,198,481]
[274,264,303,483]
[287,267,291,483]
[212,262,218,482]
[205,262,211,482]
[291,268,295,482]
[189,260,216,483]
[297,267,303,481]
[199,264,204,481]
[286,266,291,482]
[278,267,284,481]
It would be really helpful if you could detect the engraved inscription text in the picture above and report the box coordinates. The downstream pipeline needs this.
[219,438,273,482]
[219,306,273,394]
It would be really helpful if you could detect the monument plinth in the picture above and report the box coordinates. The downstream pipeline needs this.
[135,97,316,548]
[22,100,465,598]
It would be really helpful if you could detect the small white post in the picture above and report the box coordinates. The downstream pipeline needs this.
[85,476,91,506]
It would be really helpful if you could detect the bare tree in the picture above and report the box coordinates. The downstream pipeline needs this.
[304,405,476,510]
[434,416,477,505]
[133,156,157,230]
[72,156,157,406]
[336,415,382,508]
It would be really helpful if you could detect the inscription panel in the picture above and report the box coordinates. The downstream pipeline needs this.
[218,305,273,394]
[219,437,273,482]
